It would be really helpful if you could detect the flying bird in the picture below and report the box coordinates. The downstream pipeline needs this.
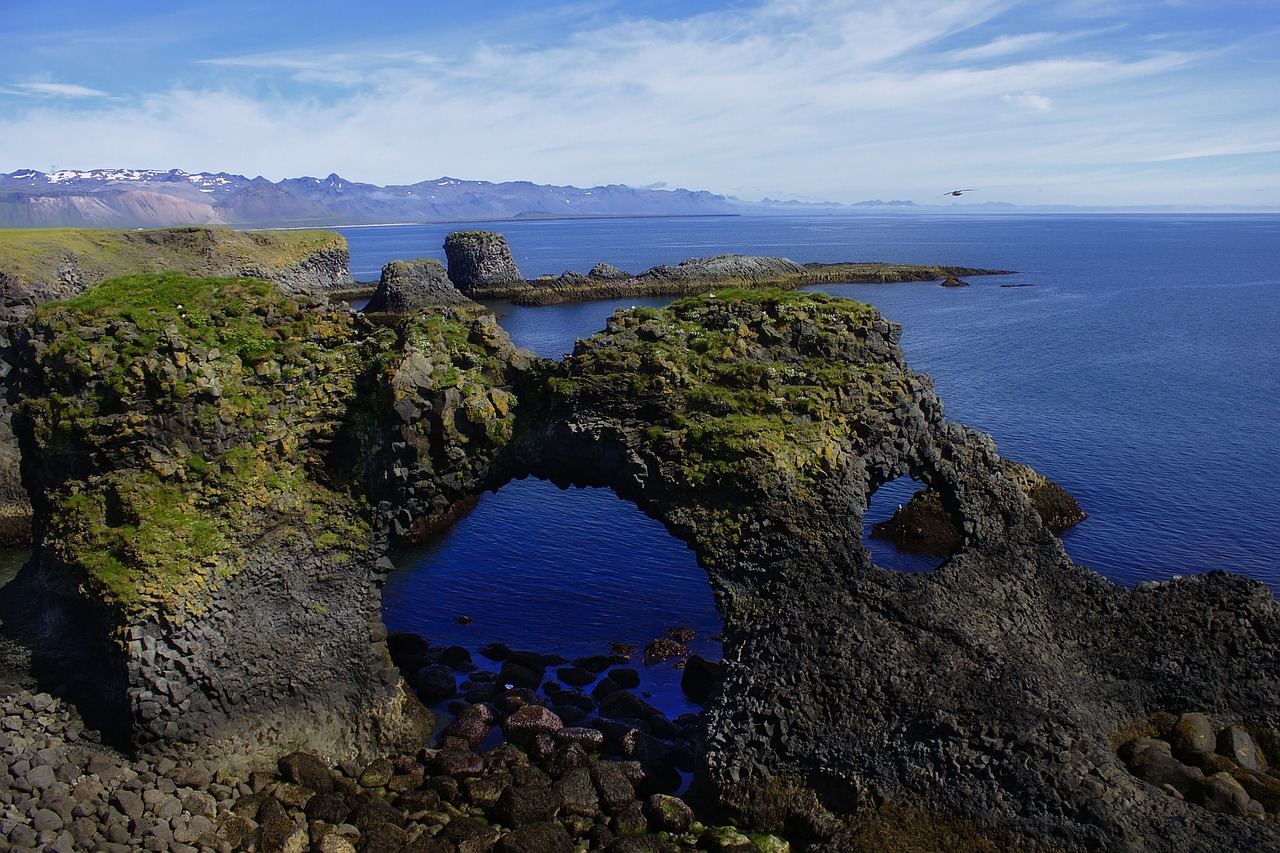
[938,189,977,197]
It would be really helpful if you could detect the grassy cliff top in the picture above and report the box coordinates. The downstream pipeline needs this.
[20,271,369,614]
[18,270,526,617]
[0,226,346,286]
[551,288,909,492]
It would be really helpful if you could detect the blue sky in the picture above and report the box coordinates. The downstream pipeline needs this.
[2,0,1277,206]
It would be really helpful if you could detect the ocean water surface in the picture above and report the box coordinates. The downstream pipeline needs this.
[344,214,1280,688]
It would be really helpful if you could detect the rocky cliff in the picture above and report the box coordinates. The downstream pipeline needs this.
[505,291,1280,850]
[3,277,1279,850]
[0,227,356,546]
[2,273,433,768]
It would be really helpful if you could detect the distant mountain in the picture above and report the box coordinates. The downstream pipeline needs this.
[3,170,1275,228]
[0,168,777,229]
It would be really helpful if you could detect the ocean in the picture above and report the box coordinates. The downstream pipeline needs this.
[338,213,1280,707]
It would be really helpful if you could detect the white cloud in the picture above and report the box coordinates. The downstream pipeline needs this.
[0,0,1274,206]
[949,32,1061,62]
[13,81,110,98]
[1003,91,1053,112]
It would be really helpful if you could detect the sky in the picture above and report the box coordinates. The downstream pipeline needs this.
[2,0,1278,207]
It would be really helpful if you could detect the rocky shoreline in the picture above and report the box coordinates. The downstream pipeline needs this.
[4,227,1280,851]
[0,625,808,853]
[439,230,1012,305]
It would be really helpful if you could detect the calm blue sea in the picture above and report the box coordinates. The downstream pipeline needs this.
[341,214,1280,703]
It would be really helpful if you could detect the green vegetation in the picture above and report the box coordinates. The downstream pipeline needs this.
[0,226,344,290]
[21,271,369,615]
[18,270,525,616]
[553,288,899,491]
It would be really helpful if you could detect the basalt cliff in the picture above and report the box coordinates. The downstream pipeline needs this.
[2,263,1279,851]
[0,227,356,546]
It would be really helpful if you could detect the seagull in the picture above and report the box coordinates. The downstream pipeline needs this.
[938,189,977,197]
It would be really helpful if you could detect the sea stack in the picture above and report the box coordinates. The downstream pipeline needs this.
[443,230,526,296]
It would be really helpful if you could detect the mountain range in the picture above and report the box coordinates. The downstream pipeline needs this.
[0,168,913,229]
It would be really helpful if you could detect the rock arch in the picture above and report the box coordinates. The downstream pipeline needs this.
[4,278,1280,850]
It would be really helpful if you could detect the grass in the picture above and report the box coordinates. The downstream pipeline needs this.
[0,226,345,288]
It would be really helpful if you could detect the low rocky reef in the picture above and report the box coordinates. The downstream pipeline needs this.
[2,268,1279,851]
[441,230,1012,305]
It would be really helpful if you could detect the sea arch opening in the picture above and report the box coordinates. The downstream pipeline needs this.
[381,475,723,719]
[863,473,955,573]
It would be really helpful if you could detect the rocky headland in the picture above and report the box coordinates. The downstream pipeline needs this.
[0,244,1278,853]
[0,227,357,547]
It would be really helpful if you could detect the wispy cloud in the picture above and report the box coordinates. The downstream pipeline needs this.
[11,81,110,98]
[1003,91,1053,112]
[0,0,1275,205]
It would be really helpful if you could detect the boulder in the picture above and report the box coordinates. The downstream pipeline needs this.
[494,820,574,853]
[680,656,723,705]
[1188,772,1263,817]
[645,794,694,833]
[364,258,472,312]
[503,704,564,745]
[413,665,458,703]
[1119,738,1204,793]
[1169,713,1216,757]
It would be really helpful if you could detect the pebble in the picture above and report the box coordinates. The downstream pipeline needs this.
[0,672,765,852]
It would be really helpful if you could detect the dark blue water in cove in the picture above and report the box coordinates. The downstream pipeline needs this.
[346,215,1280,701]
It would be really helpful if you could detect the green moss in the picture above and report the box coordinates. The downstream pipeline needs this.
[20,271,377,616]
[0,226,345,289]
[551,289,888,490]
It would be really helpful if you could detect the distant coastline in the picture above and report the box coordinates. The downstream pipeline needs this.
[4,168,1277,231]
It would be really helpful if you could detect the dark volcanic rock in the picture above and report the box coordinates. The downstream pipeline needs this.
[589,262,631,280]
[4,275,1279,851]
[873,458,1086,555]
[679,656,722,706]
[364,258,473,312]
[499,289,1280,851]
[443,230,526,296]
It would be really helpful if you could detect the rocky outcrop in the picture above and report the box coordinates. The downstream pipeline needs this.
[439,227,1012,304]
[0,227,354,317]
[502,291,1280,850]
[360,307,533,542]
[0,226,357,546]
[873,459,1086,554]
[363,258,474,313]
[4,279,1278,850]
[443,231,527,296]
[1,273,439,769]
